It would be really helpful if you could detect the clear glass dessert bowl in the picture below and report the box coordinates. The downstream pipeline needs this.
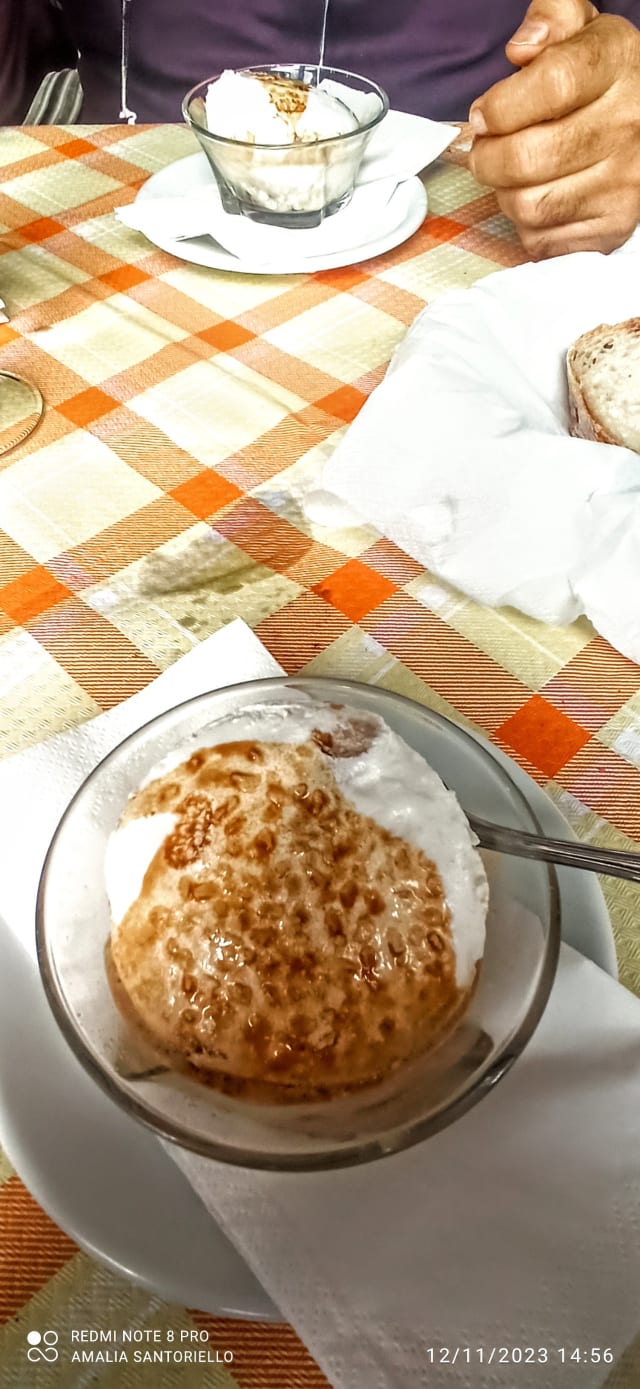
[36,678,560,1172]
[182,64,389,228]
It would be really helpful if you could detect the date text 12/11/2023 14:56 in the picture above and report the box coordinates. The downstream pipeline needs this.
[426,1348,614,1366]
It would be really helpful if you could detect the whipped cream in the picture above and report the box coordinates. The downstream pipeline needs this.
[105,812,176,928]
[205,70,358,146]
[105,703,488,988]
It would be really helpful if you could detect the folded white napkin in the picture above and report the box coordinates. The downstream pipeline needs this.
[0,620,279,962]
[117,110,457,264]
[177,947,640,1389]
[0,296,7,324]
[120,176,400,264]
[306,234,640,663]
[2,619,640,1389]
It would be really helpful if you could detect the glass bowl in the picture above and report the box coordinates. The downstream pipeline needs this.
[182,65,389,228]
[36,677,560,1172]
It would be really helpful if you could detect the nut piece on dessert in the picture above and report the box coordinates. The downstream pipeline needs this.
[567,319,640,453]
[105,703,488,1103]
[253,71,310,120]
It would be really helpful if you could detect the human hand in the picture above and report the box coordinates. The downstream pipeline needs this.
[468,0,640,258]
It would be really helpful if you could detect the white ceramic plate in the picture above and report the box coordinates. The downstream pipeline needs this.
[0,735,616,1321]
[135,153,427,274]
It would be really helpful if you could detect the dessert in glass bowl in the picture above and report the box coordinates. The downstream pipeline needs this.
[182,64,389,228]
[37,678,559,1170]
[105,701,488,1103]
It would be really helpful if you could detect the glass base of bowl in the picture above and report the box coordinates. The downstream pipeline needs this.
[217,181,353,229]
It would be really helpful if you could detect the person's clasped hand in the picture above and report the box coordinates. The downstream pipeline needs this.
[468,0,640,257]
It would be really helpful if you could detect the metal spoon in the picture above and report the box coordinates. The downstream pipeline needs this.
[468,813,640,884]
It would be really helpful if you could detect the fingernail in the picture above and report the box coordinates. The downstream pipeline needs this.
[509,17,549,43]
[469,107,488,136]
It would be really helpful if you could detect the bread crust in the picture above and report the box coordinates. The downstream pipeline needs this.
[567,319,640,446]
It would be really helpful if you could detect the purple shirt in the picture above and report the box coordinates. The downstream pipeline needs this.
[18,0,640,124]
[0,0,75,123]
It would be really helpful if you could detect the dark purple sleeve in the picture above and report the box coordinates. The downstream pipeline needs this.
[599,0,640,19]
[0,0,76,124]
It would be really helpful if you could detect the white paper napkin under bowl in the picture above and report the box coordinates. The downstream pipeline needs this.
[306,233,640,664]
[117,110,457,265]
[1,621,640,1387]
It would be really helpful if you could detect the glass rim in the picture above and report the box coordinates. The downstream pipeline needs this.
[182,64,390,152]
[0,371,45,458]
[35,675,561,1172]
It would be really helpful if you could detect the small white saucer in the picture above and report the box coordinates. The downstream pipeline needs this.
[0,737,616,1321]
[134,153,427,275]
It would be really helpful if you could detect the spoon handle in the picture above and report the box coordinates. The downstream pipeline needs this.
[442,121,473,168]
[469,816,640,884]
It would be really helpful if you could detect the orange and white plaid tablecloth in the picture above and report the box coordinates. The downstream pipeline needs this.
[1,122,639,1389]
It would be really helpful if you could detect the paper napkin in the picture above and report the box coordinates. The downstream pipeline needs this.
[2,619,640,1389]
[117,110,457,263]
[306,235,640,663]
[119,176,400,264]
[0,620,279,961]
[175,945,640,1389]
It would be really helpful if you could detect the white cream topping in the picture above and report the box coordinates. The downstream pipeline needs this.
[297,86,358,142]
[330,725,488,988]
[105,812,176,928]
[204,70,357,145]
[105,703,488,987]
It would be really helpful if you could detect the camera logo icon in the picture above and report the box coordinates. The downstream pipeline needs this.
[27,1331,60,1363]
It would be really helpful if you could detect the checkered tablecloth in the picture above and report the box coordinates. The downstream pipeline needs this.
[1,123,639,1389]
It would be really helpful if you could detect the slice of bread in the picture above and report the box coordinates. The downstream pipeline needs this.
[567,319,640,453]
